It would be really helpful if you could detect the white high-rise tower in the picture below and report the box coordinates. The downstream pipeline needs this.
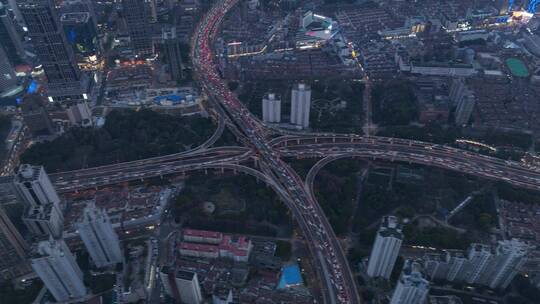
[465,243,492,284]
[488,239,529,289]
[290,83,311,128]
[262,93,281,123]
[367,215,403,279]
[160,267,203,304]
[14,164,64,238]
[31,238,87,302]
[176,270,203,304]
[76,204,122,268]
[390,260,429,304]
[13,164,60,208]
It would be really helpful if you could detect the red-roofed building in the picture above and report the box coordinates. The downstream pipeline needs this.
[219,234,252,262]
[178,242,219,259]
[183,228,223,244]
[179,229,253,262]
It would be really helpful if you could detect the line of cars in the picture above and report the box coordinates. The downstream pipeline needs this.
[191,0,359,302]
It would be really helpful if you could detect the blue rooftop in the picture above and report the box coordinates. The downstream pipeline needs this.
[278,263,303,289]
[27,80,38,94]
[153,94,186,105]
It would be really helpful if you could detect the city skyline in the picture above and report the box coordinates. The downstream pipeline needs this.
[1,0,540,303]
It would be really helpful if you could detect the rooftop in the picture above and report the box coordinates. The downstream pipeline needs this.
[60,12,90,24]
[277,263,303,289]
[179,242,219,253]
[176,270,196,281]
[183,228,223,239]
[505,58,529,77]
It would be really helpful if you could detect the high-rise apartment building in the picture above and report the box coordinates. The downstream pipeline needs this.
[13,164,60,209]
[486,239,529,289]
[14,164,64,238]
[448,78,467,107]
[0,3,26,65]
[6,0,24,27]
[175,270,203,304]
[0,206,31,281]
[367,215,403,279]
[60,12,99,57]
[18,0,86,102]
[122,0,154,57]
[422,239,530,289]
[149,0,158,22]
[23,203,64,238]
[162,27,184,82]
[76,204,122,268]
[160,267,203,304]
[262,93,281,123]
[66,101,93,127]
[0,46,17,96]
[21,94,55,136]
[449,77,475,126]
[31,238,87,302]
[212,286,234,304]
[390,260,429,304]
[58,0,98,30]
[465,243,492,284]
[290,83,311,128]
[454,93,475,126]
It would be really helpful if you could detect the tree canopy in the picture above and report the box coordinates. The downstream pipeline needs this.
[21,109,215,172]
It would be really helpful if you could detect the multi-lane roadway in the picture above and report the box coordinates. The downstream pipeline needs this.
[44,136,540,193]
[272,135,540,191]
[190,0,361,302]
[49,147,250,192]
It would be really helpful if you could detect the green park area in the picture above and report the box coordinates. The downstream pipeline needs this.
[173,173,291,237]
[21,109,215,172]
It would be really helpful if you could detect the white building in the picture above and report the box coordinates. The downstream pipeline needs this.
[160,268,202,303]
[76,204,122,268]
[448,78,467,107]
[176,270,203,304]
[212,287,233,304]
[0,46,17,97]
[290,83,311,128]
[67,101,93,127]
[262,93,281,123]
[31,239,87,302]
[13,164,60,208]
[23,204,64,238]
[14,164,64,238]
[422,239,529,289]
[297,11,339,48]
[449,78,475,126]
[466,243,492,284]
[455,30,489,43]
[390,260,429,304]
[487,239,530,289]
[367,215,403,279]
[454,93,475,126]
